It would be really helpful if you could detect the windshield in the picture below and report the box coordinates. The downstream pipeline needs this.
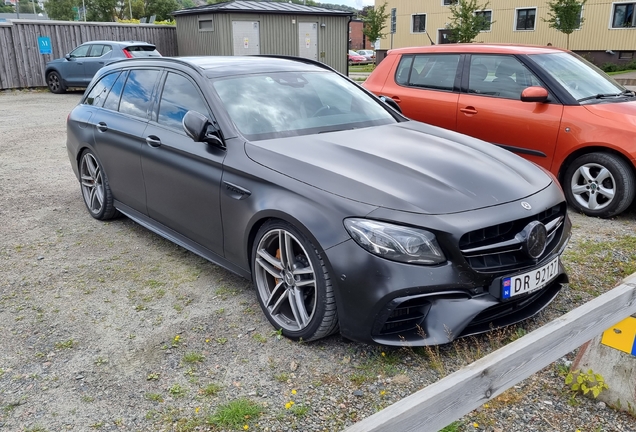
[211,71,396,140]
[529,52,625,102]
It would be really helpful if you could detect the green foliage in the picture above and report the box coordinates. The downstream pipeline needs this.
[601,60,636,73]
[446,0,492,43]
[543,0,586,49]
[362,1,390,44]
[439,422,463,432]
[565,369,609,399]
[207,398,262,428]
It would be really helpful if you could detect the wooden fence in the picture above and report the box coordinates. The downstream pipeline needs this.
[345,273,636,432]
[0,20,178,90]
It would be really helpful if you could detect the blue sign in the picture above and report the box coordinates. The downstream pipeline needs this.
[38,36,52,55]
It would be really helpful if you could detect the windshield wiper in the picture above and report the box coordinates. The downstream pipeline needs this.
[577,93,628,102]
[621,89,636,97]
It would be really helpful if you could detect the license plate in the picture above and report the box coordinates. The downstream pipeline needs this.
[502,257,559,300]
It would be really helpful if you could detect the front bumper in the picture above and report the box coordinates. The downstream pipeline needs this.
[324,183,571,346]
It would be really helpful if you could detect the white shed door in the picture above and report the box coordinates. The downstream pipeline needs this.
[298,22,317,60]
[232,21,260,55]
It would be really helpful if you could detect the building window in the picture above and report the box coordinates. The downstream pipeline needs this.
[198,19,214,31]
[412,14,426,33]
[443,0,458,5]
[515,8,536,31]
[475,10,492,31]
[619,51,634,59]
[612,3,636,28]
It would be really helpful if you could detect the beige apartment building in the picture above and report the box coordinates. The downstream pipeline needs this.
[377,0,636,64]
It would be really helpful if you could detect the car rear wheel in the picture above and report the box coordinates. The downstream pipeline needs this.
[46,71,66,94]
[79,150,119,220]
[564,152,635,218]
[252,220,338,341]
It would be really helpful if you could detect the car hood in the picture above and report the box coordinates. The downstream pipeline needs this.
[244,122,551,214]
[583,99,636,127]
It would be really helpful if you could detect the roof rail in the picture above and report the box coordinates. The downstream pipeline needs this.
[104,57,205,76]
[256,55,337,74]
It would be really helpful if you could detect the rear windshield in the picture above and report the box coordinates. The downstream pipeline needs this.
[125,46,161,57]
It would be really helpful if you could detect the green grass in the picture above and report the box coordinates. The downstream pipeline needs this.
[349,64,375,73]
[207,398,262,428]
[562,235,636,295]
[201,383,222,396]
[145,392,164,403]
[183,351,205,363]
[439,421,463,432]
[607,69,636,75]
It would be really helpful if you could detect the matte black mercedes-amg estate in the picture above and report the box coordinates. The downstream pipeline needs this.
[66,56,571,346]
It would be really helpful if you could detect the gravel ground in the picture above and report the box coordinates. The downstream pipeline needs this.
[1,90,636,432]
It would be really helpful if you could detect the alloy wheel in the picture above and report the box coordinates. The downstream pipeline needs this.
[48,74,60,92]
[570,162,615,211]
[254,229,317,332]
[80,153,105,215]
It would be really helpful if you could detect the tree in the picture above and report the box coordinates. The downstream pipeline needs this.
[44,0,76,20]
[543,0,586,49]
[446,0,492,43]
[362,1,389,44]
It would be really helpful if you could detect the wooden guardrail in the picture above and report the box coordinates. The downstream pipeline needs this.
[0,19,177,90]
[345,273,636,432]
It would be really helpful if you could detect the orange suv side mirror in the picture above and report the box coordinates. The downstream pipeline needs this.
[521,86,549,103]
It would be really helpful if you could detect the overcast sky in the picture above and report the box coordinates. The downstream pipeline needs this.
[320,0,374,10]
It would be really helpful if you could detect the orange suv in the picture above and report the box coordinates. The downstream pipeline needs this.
[364,44,636,218]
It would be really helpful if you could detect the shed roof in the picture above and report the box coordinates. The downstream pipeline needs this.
[173,0,354,17]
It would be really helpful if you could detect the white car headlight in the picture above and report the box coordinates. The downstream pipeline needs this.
[344,218,446,265]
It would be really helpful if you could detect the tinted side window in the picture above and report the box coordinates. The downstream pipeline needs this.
[407,54,460,91]
[88,45,105,57]
[468,55,542,100]
[84,72,120,107]
[158,73,209,130]
[118,69,160,119]
[70,45,90,58]
[103,71,128,111]
[395,55,413,85]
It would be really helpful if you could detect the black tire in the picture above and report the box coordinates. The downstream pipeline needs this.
[563,152,635,218]
[252,220,339,341]
[46,71,66,94]
[78,149,119,220]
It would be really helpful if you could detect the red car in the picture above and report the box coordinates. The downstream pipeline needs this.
[364,44,636,218]
[348,50,367,65]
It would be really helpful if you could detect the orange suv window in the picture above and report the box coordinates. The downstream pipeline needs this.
[468,55,542,100]
[395,54,460,92]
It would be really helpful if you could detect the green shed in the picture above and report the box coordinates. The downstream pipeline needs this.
[172,1,353,74]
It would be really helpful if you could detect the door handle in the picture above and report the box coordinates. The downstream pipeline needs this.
[391,96,401,103]
[145,135,162,147]
[460,106,478,115]
[99,61,104,65]
[97,122,108,132]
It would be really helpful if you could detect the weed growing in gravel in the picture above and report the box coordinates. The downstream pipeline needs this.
[81,395,95,403]
[274,373,289,383]
[216,337,228,345]
[252,333,267,343]
[24,426,47,432]
[201,383,222,396]
[54,339,75,349]
[215,286,238,300]
[183,352,205,363]
[147,372,160,381]
[208,398,262,429]
[438,421,462,432]
[169,384,187,397]
[563,235,636,295]
[145,393,164,403]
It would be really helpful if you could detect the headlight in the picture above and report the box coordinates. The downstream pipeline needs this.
[344,218,446,265]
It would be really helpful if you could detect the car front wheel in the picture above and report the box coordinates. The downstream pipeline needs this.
[252,220,339,341]
[46,71,66,94]
[78,150,119,220]
[564,152,635,218]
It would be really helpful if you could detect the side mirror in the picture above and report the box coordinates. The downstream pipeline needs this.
[378,95,402,113]
[183,110,224,148]
[65,53,71,60]
[521,86,549,103]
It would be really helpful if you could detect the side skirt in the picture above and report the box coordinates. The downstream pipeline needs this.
[114,201,251,280]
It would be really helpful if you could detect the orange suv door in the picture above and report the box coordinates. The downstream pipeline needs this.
[378,53,462,131]
[456,54,564,170]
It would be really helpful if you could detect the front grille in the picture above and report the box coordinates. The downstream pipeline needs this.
[459,203,566,273]
[379,297,431,335]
